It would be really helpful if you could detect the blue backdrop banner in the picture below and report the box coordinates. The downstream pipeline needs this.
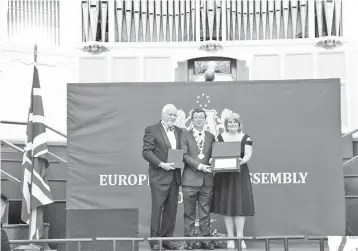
[67,79,345,237]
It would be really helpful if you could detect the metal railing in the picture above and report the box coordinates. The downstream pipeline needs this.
[344,157,358,168]
[308,236,329,251]
[147,235,324,251]
[13,236,326,251]
[96,237,146,251]
[342,128,358,139]
[9,238,92,251]
[1,120,67,138]
[0,169,20,184]
[343,127,358,168]
[0,120,67,185]
[1,119,67,164]
[7,236,330,251]
[1,139,67,164]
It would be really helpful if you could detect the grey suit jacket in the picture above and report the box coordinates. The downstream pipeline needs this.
[180,129,215,187]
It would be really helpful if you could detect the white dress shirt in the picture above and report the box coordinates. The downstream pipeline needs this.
[192,128,205,145]
[161,122,177,149]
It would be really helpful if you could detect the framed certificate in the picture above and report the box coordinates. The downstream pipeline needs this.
[211,157,240,172]
[211,142,241,172]
[168,149,184,169]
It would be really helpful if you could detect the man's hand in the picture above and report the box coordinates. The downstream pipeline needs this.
[198,163,212,173]
[159,162,175,171]
[239,158,244,165]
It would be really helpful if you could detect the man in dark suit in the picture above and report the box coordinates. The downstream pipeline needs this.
[142,104,182,250]
[181,108,215,250]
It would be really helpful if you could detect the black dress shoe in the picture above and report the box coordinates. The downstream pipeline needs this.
[163,244,177,250]
[201,242,215,250]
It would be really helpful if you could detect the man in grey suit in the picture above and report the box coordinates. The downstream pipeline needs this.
[142,104,182,250]
[181,108,215,250]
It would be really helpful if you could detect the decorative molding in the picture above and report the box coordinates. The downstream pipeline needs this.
[316,38,343,50]
[81,42,109,55]
[199,42,223,52]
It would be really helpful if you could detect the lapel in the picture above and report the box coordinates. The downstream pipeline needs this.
[189,129,211,154]
[174,127,180,149]
[158,122,172,149]
[188,129,199,152]
[203,131,211,154]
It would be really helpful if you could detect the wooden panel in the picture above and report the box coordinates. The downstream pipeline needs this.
[317,52,347,130]
[284,54,313,79]
[78,57,108,82]
[111,57,140,82]
[143,57,172,82]
[317,52,346,79]
[253,55,280,80]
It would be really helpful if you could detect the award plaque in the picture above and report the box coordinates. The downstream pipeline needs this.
[211,142,241,172]
[168,149,184,169]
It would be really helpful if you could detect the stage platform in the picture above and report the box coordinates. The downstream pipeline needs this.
[138,242,330,251]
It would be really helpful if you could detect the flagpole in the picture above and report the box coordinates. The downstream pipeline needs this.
[34,44,37,64]
[17,44,41,251]
[27,43,38,241]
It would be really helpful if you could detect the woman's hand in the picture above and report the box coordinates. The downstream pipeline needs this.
[238,158,244,165]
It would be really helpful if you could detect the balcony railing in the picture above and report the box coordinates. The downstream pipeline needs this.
[82,0,343,43]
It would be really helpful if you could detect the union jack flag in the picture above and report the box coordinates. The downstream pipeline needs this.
[21,65,53,239]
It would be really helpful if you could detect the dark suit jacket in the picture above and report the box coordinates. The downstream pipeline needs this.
[181,129,215,187]
[142,122,182,185]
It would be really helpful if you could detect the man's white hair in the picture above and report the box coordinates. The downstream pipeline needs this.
[162,104,177,114]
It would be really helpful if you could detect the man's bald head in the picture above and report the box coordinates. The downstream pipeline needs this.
[161,104,178,127]
[162,104,177,114]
